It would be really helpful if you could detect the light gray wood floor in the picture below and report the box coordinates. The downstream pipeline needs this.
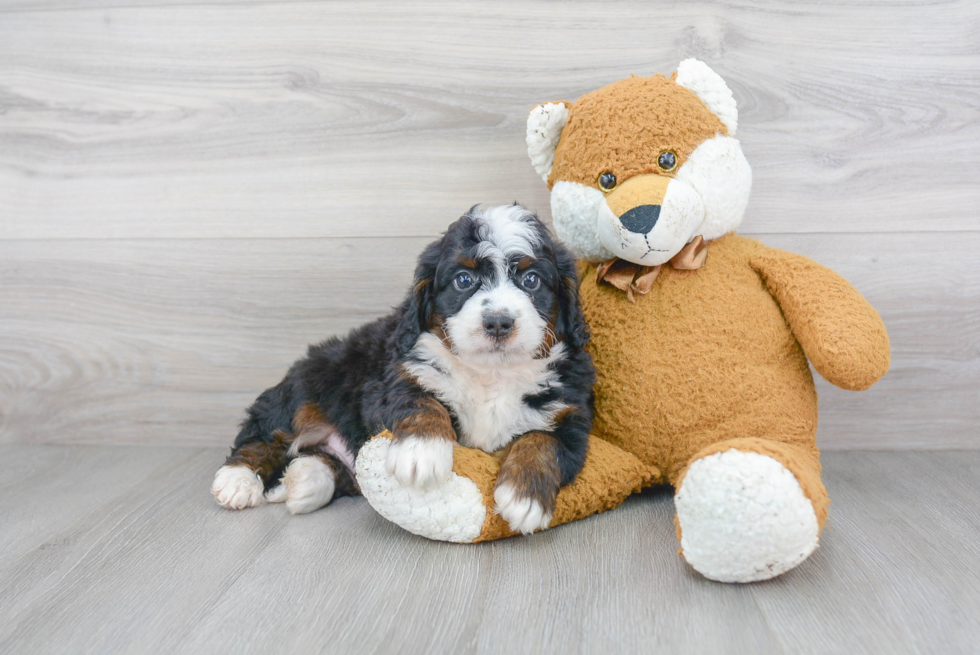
[0,447,976,655]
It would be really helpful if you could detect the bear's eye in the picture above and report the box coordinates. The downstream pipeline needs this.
[658,151,677,172]
[598,172,617,192]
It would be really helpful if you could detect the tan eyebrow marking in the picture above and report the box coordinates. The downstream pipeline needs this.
[516,256,536,271]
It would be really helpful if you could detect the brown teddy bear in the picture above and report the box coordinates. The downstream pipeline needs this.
[356,59,890,583]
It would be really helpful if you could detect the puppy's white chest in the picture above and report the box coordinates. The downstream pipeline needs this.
[406,336,566,452]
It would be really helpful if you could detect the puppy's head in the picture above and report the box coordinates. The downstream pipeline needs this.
[403,205,587,366]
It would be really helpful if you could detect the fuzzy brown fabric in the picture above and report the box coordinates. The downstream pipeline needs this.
[547,74,728,190]
[581,234,888,488]
[364,69,890,546]
[452,435,655,542]
[422,232,888,542]
[750,248,891,391]
[586,235,811,482]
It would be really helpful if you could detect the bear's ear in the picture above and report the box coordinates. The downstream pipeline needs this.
[675,59,738,136]
[526,102,569,182]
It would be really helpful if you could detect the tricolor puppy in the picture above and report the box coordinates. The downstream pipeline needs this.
[212,205,595,534]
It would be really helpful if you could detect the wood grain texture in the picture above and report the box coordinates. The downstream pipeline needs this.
[0,445,195,569]
[1,1,978,238]
[0,1,977,450]
[748,450,980,654]
[1,232,977,449]
[0,446,977,654]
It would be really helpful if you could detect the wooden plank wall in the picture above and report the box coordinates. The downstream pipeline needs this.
[1,1,977,449]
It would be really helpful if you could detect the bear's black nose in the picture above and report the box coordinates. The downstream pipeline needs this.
[619,205,661,234]
[483,312,515,339]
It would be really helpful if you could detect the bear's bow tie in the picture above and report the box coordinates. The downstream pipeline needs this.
[595,235,708,303]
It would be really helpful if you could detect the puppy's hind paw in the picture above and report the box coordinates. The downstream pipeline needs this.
[212,465,265,510]
[283,456,336,515]
[493,482,552,535]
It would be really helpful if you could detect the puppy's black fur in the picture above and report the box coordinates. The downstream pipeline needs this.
[220,206,594,515]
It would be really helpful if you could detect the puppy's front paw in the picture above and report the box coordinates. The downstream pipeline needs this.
[212,465,265,510]
[493,482,553,535]
[384,436,454,489]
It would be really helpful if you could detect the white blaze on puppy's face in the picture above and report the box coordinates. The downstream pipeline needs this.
[445,280,547,364]
[444,205,548,366]
[405,205,569,453]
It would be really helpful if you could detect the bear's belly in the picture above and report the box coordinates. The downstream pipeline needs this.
[579,236,818,482]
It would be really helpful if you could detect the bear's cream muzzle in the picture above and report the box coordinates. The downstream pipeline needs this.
[597,174,704,266]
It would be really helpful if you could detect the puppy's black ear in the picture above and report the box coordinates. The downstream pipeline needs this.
[395,238,441,353]
[553,241,590,351]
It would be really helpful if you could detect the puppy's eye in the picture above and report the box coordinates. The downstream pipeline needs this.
[521,272,541,291]
[453,272,475,291]
[657,151,677,172]
[598,172,617,192]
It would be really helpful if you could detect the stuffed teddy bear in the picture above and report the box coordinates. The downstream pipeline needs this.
[355,59,890,583]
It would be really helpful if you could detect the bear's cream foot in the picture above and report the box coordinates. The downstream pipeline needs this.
[674,449,819,583]
[356,434,488,543]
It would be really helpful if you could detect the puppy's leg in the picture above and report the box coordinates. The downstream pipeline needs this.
[214,379,298,510]
[260,402,359,513]
[385,397,457,490]
[270,451,359,514]
[213,430,292,510]
[493,432,563,534]
[494,404,592,534]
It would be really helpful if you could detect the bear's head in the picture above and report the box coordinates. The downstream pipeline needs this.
[527,59,752,266]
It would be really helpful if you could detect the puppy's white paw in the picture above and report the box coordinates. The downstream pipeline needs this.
[212,465,265,510]
[384,436,454,490]
[493,482,553,535]
[282,456,336,515]
[356,437,486,543]
[264,483,287,504]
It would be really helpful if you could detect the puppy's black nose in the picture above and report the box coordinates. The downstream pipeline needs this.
[619,205,661,234]
[483,312,515,339]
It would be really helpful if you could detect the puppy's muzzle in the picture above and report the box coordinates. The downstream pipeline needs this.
[483,312,515,340]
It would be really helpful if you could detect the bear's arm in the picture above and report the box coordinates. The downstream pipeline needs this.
[749,247,890,391]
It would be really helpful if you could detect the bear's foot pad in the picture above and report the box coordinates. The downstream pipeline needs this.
[675,450,819,582]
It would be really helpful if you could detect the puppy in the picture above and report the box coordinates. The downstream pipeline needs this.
[212,204,595,534]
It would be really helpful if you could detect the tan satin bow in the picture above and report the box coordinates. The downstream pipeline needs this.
[595,235,709,303]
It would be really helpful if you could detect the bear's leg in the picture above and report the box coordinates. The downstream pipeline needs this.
[356,431,656,543]
[673,437,829,583]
